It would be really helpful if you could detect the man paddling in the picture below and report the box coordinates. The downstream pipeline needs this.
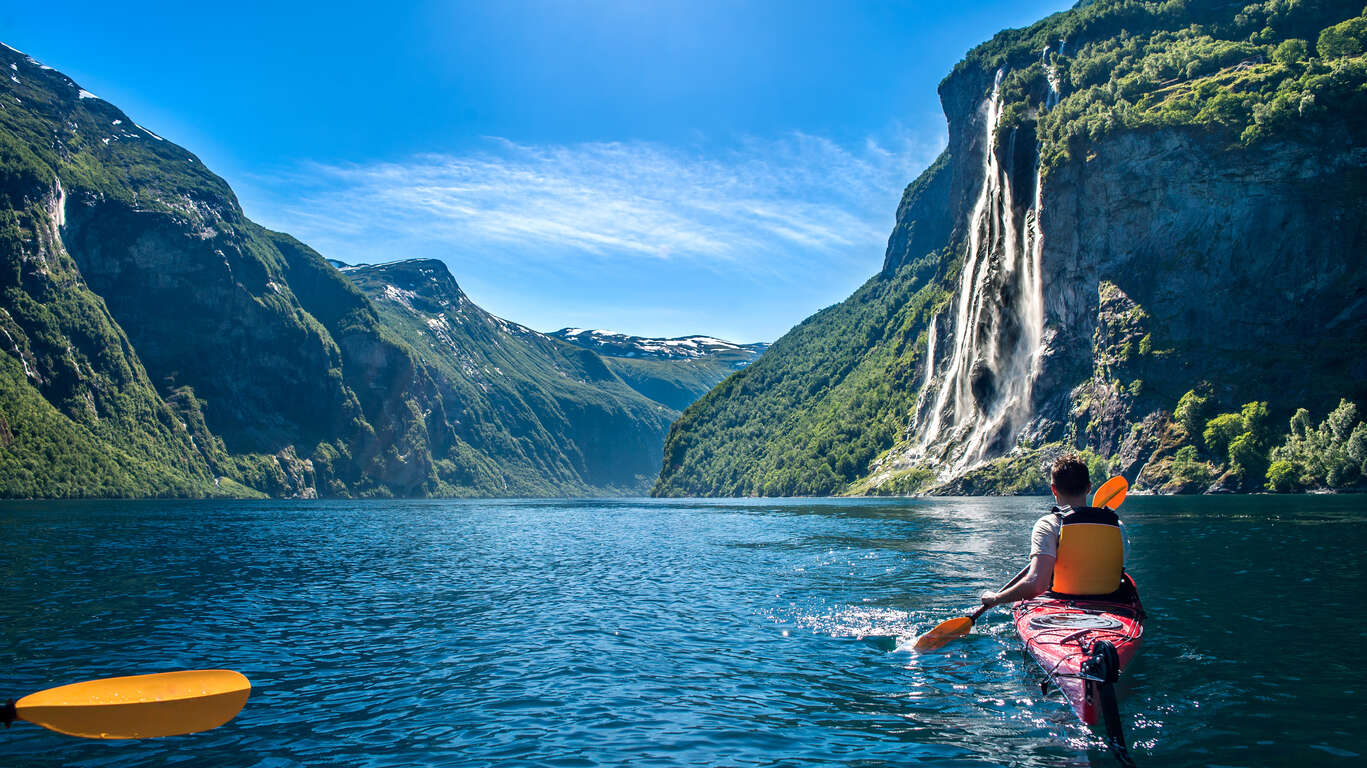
[979,454,1133,608]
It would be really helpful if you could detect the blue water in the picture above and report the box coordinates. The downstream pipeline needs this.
[1,496,1363,767]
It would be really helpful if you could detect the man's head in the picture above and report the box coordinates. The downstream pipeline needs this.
[1050,453,1091,503]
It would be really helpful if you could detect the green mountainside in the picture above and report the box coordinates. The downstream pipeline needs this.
[655,0,1367,497]
[0,44,672,497]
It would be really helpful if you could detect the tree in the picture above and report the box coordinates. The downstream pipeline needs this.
[1318,16,1367,58]
[1272,38,1309,65]
[1229,432,1269,481]
[1267,399,1367,490]
[1174,384,1216,441]
[1266,459,1299,492]
[1203,413,1245,458]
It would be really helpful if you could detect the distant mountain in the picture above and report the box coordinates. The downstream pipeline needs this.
[551,329,766,411]
[341,259,677,493]
[551,328,766,363]
[0,43,672,498]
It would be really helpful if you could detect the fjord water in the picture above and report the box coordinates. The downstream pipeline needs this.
[1,497,1362,767]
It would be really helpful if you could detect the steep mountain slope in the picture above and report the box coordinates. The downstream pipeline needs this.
[0,44,671,497]
[550,328,767,411]
[654,0,1367,497]
[342,260,675,494]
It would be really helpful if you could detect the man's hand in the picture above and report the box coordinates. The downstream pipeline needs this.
[980,590,998,608]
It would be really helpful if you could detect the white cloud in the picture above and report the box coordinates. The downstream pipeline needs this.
[246,131,944,279]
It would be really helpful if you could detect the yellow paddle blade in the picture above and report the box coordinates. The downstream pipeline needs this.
[16,670,250,739]
[913,616,974,652]
[1092,475,1129,510]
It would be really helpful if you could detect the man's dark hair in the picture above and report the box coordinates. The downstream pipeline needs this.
[1051,453,1091,496]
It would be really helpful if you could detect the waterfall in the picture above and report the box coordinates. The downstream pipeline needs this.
[1042,46,1061,111]
[911,68,1047,477]
[923,313,937,383]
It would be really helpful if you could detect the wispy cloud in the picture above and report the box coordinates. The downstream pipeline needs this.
[246,132,943,277]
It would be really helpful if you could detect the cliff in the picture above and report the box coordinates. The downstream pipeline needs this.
[654,0,1367,496]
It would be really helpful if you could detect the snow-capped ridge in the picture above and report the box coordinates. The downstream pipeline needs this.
[550,328,767,362]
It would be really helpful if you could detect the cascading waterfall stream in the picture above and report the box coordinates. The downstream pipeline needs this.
[911,68,1047,477]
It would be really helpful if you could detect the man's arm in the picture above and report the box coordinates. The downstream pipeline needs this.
[981,554,1055,607]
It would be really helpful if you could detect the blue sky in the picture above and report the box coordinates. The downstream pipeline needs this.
[2,0,1072,342]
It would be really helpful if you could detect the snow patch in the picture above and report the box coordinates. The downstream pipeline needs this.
[9,75,17,84]
[112,119,122,125]
[381,283,419,311]
[78,89,99,100]
[133,122,164,140]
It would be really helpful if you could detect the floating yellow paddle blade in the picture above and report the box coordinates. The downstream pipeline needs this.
[14,670,250,739]
[913,616,975,652]
[1092,476,1128,510]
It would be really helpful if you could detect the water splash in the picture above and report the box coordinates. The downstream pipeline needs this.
[912,68,1046,477]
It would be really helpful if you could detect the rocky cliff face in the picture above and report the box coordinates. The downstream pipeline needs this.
[877,1,1367,491]
[655,0,1367,496]
[0,44,673,498]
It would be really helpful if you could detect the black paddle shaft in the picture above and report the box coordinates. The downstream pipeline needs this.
[2,699,15,728]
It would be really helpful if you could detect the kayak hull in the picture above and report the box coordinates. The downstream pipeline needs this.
[1011,582,1144,726]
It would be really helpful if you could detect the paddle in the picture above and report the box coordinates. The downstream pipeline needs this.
[2,670,250,739]
[1091,474,1128,511]
[911,475,1130,652]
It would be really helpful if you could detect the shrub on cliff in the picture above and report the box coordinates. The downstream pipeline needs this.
[1203,412,1246,458]
[1174,384,1217,442]
[1197,401,1274,487]
[1170,445,1213,486]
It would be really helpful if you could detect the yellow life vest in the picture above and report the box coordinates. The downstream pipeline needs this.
[1051,506,1125,596]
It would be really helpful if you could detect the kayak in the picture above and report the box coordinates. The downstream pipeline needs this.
[1013,576,1144,765]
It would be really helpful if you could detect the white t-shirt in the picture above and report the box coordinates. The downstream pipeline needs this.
[1029,508,1129,563]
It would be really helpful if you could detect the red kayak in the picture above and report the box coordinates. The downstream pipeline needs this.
[1013,577,1144,765]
